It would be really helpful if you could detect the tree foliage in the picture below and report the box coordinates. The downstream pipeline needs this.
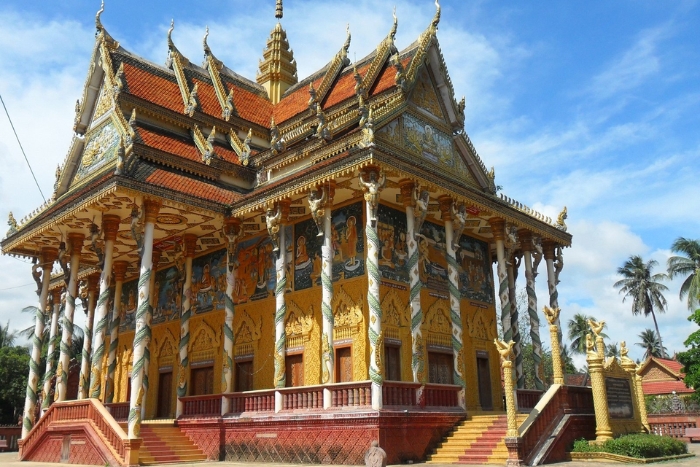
[636,328,667,360]
[567,313,608,355]
[0,345,30,424]
[667,237,700,311]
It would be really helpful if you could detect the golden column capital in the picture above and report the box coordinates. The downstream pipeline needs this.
[437,195,453,221]
[277,198,292,223]
[183,234,198,258]
[224,217,242,235]
[143,199,162,224]
[316,180,336,206]
[398,179,416,207]
[87,273,100,292]
[67,232,85,254]
[542,239,557,260]
[102,214,121,242]
[41,247,59,266]
[488,217,506,241]
[518,230,533,252]
[113,261,129,282]
[543,306,564,385]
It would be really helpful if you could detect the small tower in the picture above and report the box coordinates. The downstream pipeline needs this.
[257,0,298,104]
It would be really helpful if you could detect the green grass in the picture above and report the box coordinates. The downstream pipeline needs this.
[571,434,688,459]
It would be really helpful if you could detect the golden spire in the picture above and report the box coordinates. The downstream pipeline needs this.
[257,2,298,104]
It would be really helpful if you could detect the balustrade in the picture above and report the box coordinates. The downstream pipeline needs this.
[424,384,461,407]
[179,394,222,418]
[648,414,698,438]
[105,402,129,421]
[330,381,372,408]
[226,390,276,413]
[516,389,544,412]
[383,381,420,407]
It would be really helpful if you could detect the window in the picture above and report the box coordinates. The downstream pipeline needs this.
[335,347,353,383]
[428,351,453,385]
[191,365,214,395]
[384,345,401,381]
[235,360,253,392]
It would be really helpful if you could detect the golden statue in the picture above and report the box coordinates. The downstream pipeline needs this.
[494,338,514,360]
[543,305,560,325]
[587,318,605,337]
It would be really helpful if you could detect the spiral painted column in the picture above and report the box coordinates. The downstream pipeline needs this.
[489,218,512,342]
[88,215,119,399]
[543,240,562,348]
[399,180,425,384]
[176,234,197,418]
[319,183,336,408]
[273,201,290,412]
[519,230,543,390]
[507,260,524,389]
[106,261,128,403]
[22,247,57,438]
[222,220,240,415]
[42,288,62,413]
[57,233,84,402]
[79,273,99,399]
[438,196,465,408]
[363,169,383,409]
[128,199,160,439]
[140,248,162,418]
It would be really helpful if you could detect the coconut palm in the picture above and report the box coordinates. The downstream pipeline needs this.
[567,313,608,355]
[636,328,667,360]
[613,255,668,358]
[0,320,17,348]
[667,237,700,312]
[606,342,620,359]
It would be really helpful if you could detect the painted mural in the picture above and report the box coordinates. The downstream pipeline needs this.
[74,122,120,183]
[119,278,138,331]
[377,204,409,283]
[416,220,449,294]
[191,248,227,313]
[294,202,364,290]
[454,235,493,304]
[231,226,291,303]
[152,265,183,323]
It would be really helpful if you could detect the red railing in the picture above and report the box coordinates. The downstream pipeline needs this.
[280,385,324,410]
[648,414,698,438]
[226,389,276,413]
[516,389,544,412]
[330,381,372,408]
[424,384,461,407]
[179,394,222,418]
[0,425,21,451]
[383,381,420,407]
[105,402,129,421]
[20,399,134,466]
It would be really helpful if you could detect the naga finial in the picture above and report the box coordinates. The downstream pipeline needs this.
[391,6,398,39]
[275,0,283,20]
[203,25,210,54]
[432,0,441,30]
[95,0,105,32]
[556,206,568,231]
[344,24,351,52]
[167,19,175,49]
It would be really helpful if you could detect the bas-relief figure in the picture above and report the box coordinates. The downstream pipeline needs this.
[294,201,364,291]
[74,122,120,182]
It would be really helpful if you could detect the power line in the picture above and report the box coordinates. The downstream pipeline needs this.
[0,93,46,202]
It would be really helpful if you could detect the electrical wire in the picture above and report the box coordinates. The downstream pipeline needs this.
[0,93,46,202]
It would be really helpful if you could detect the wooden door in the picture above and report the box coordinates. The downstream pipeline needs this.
[235,361,253,392]
[477,356,493,410]
[285,354,304,387]
[385,345,401,381]
[157,371,172,418]
[191,366,214,395]
[335,347,352,383]
[428,352,453,384]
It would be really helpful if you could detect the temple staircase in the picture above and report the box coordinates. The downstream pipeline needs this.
[427,413,527,464]
[124,422,207,465]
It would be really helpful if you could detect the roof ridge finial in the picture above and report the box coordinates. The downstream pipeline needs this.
[344,24,351,53]
[203,25,211,54]
[167,19,175,49]
[95,0,105,31]
[432,0,441,30]
[391,6,398,39]
[276,0,283,20]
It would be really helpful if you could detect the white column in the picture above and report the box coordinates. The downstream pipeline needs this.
[222,222,240,415]
[57,233,84,402]
[272,201,289,412]
[42,288,62,414]
[22,247,56,438]
[439,197,465,409]
[140,248,161,418]
[128,199,160,439]
[106,261,128,403]
[519,230,544,390]
[489,219,512,342]
[79,274,99,399]
[319,184,335,408]
[176,234,196,418]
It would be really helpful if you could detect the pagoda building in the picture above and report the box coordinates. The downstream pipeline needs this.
[3,1,572,465]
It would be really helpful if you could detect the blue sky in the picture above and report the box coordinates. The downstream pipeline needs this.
[0,0,698,368]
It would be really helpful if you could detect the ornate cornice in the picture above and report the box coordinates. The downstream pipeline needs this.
[359,10,398,98]
[316,26,351,103]
[203,27,236,121]
[166,21,198,116]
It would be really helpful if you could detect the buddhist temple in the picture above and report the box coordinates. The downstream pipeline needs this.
[3,1,588,466]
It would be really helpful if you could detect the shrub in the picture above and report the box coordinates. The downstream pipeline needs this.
[571,434,687,458]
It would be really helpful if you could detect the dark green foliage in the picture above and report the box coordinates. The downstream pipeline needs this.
[571,434,687,458]
[0,345,30,424]
[677,307,700,401]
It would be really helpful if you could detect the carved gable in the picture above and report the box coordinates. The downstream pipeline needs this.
[410,69,445,120]
[72,120,120,186]
[332,286,364,341]
[189,319,220,362]
[234,310,262,356]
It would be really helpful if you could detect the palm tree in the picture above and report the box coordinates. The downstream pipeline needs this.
[567,313,608,355]
[636,328,667,360]
[606,342,620,359]
[667,237,700,311]
[0,320,17,348]
[613,255,669,358]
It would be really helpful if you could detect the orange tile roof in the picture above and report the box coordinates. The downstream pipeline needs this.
[653,357,685,375]
[229,81,273,127]
[192,77,222,117]
[273,76,323,123]
[641,381,694,395]
[123,63,183,114]
[213,142,240,165]
[137,126,201,164]
[323,63,371,109]
[145,168,238,205]
[370,56,412,97]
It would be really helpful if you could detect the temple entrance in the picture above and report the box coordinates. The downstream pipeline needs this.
[157,371,172,418]
[384,344,401,381]
[235,360,253,392]
[428,351,453,384]
[476,353,493,410]
[191,365,214,395]
[285,354,304,387]
[336,347,352,382]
